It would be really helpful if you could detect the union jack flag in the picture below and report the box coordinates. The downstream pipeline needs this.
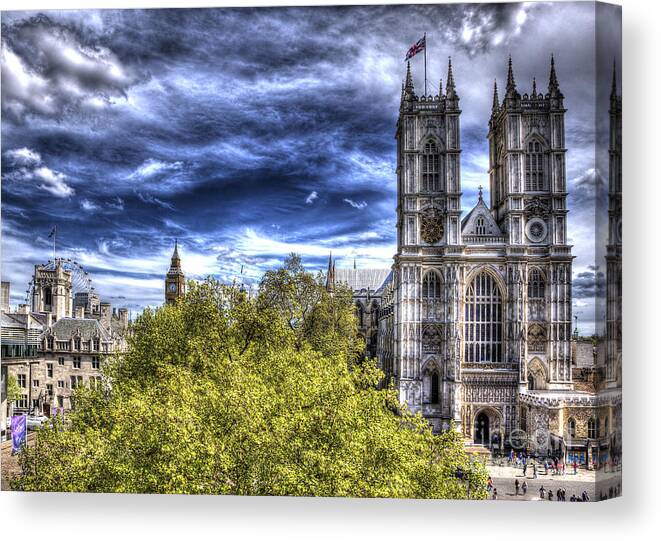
[405,35,426,61]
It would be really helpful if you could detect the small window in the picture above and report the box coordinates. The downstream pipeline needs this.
[475,216,487,235]
[57,396,64,407]
[588,418,597,439]
[58,380,64,388]
[18,395,28,409]
[47,363,54,377]
[46,384,53,397]
[73,357,81,369]
[58,357,65,365]
[430,371,440,404]
[92,356,100,370]
[33,379,39,388]
[18,374,27,388]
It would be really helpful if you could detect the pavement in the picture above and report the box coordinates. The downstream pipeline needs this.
[486,463,622,502]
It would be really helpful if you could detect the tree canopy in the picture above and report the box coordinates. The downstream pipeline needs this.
[13,254,487,498]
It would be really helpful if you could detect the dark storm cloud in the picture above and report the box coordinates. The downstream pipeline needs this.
[1,3,617,334]
[572,266,606,300]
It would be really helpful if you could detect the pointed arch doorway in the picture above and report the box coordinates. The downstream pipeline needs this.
[474,411,490,445]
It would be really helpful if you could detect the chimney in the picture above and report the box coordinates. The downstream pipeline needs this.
[100,302,112,330]
[118,308,129,328]
[75,306,85,319]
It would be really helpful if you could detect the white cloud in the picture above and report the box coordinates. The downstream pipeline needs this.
[32,166,75,198]
[343,198,368,210]
[130,158,183,180]
[305,191,318,204]
[80,199,99,212]
[4,147,42,167]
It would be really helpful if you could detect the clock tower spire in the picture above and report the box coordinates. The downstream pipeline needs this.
[165,240,185,305]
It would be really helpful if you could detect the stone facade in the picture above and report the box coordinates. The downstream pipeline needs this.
[332,57,621,463]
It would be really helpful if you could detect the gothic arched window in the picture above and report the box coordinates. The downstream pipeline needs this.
[604,417,609,436]
[567,417,576,438]
[44,287,52,307]
[422,140,440,192]
[422,271,442,320]
[430,371,440,404]
[464,272,503,363]
[525,140,545,191]
[528,268,545,299]
[475,216,487,235]
[588,418,598,439]
[527,373,535,390]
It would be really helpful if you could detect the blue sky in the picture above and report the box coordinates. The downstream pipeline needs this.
[1,3,620,334]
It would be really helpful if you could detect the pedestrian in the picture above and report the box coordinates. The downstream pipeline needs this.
[544,461,548,475]
[493,488,498,500]
[573,460,578,475]
[523,462,527,477]
[539,486,546,499]
[561,488,566,501]
[570,494,576,502]
[522,480,528,495]
[533,462,538,479]
[515,479,520,495]
[582,490,590,502]
[556,488,562,501]
[548,490,553,501]
[487,476,493,492]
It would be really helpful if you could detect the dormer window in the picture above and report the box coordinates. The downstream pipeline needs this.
[422,141,440,192]
[475,216,487,235]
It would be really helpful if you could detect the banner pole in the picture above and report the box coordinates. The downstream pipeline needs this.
[424,32,427,96]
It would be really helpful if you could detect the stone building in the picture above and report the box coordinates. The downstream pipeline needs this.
[329,56,620,462]
[2,258,128,427]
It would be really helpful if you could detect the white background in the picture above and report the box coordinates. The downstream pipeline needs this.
[0,0,657,539]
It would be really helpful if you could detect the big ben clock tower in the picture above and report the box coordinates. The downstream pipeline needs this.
[165,240,185,305]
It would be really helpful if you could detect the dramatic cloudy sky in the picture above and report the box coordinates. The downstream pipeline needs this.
[1,2,620,334]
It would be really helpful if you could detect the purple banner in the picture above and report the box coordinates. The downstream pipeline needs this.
[11,415,27,454]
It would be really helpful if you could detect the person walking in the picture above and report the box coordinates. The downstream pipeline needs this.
[487,476,493,493]
[533,461,538,479]
[539,486,546,499]
[544,461,549,475]
[515,479,520,495]
[548,490,553,501]
[556,488,562,501]
[573,460,578,475]
[522,480,528,496]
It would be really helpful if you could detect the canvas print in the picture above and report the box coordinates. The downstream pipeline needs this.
[1,2,622,501]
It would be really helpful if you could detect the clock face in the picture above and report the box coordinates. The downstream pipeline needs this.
[168,283,177,293]
[420,210,444,244]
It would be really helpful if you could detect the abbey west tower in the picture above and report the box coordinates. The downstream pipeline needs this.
[388,55,574,443]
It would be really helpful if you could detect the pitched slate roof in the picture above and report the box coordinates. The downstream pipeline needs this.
[334,268,391,294]
[49,318,111,341]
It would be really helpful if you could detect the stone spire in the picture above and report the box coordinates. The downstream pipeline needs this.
[532,77,537,97]
[492,79,499,111]
[438,77,443,98]
[548,54,561,96]
[169,239,181,272]
[610,58,618,100]
[326,252,335,291]
[403,61,416,101]
[446,56,457,98]
[505,54,518,97]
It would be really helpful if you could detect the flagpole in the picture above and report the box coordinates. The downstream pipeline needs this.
[424,32,427,96]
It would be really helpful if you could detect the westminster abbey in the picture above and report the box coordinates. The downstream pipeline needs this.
[328,55,622,463]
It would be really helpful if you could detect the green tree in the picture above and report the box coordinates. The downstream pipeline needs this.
[13,257,487,498]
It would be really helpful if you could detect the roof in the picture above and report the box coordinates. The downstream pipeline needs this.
[1,311,46,329]
[48,318,111,341]
[334,268,391,293]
